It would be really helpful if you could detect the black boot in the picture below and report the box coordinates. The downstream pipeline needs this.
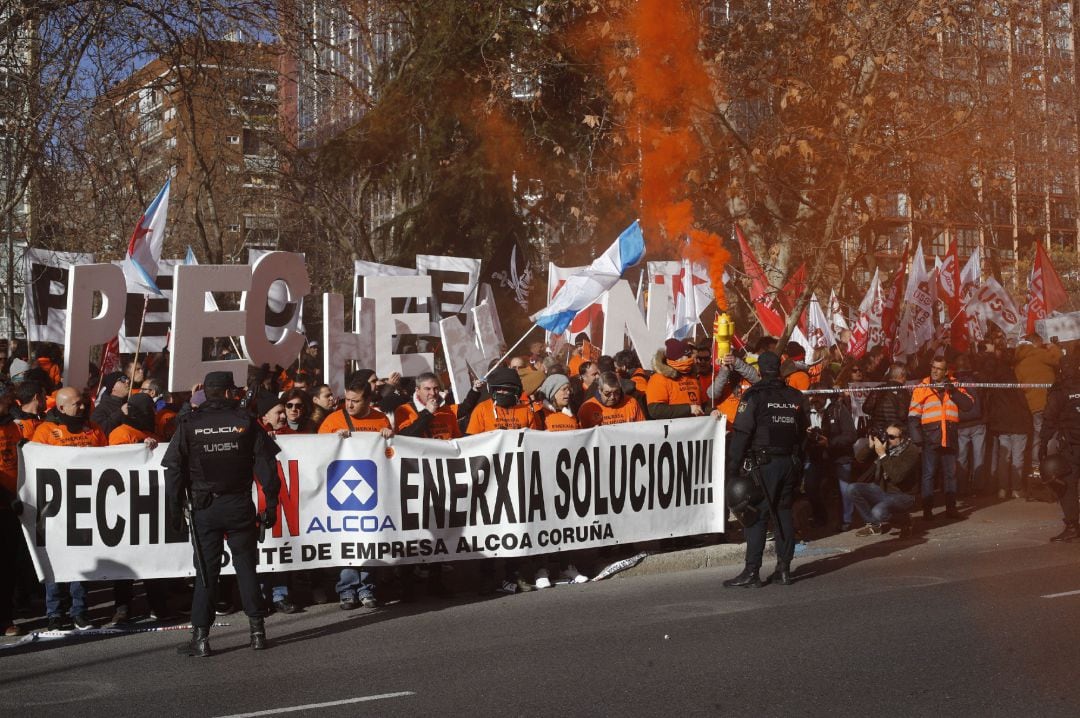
[768,561,793,586]
[249,617,267,650]
[177,627,211,657]
[1050,523,1080,543]
[921,497,934,521]
[722,567,762,588]
[944,492,961,519]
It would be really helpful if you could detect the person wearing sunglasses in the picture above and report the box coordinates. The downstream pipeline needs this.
[281,389,311,433]
[848,423,920,538]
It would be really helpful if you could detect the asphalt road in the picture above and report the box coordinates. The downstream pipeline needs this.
[3,508,1080,717]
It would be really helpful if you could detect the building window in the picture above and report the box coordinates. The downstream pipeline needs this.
[227,135,240,144]
[227,224,240,233]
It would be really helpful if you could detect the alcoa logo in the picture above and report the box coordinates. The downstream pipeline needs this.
[326,460,378,511]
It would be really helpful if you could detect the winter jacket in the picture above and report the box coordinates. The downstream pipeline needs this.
[1014,342,1062,414]
[908,376,974,449]
[862,381,911,432]
[954,370,985,428]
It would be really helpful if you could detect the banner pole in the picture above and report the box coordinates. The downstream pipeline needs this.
[486,323,538,378]
[128,294,150,401]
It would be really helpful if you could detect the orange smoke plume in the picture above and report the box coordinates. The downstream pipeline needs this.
[620,0,730,308]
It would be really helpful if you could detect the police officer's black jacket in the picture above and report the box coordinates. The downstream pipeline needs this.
[725,377,810,478]
[163,398,281,513]
[1041,375,1080,457]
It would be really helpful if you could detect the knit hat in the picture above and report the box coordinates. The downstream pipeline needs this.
[486,367,523,391]
[255,391,284,419]
[538,373,570,401]
[664,339,691,361]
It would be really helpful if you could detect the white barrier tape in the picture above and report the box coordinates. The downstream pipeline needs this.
[802,382,1054,395]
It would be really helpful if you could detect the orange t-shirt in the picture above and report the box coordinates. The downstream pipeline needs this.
[318,408,392,434]
[31,420,107,447]
[108,424,160,446]
[14,415,42,441]
[578,397,645,428]
[155,407,179,440]
[646,372,702,408]
[466,399,541,434]
[540,407,580,432]
[628,369,649,395]
[394,403,462,440]
[785,371,811,391]
[0,421,22,495]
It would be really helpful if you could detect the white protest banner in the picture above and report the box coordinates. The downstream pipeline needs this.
[1035,311,1080,344]
[24,248,94,344]
[19,417,726,582]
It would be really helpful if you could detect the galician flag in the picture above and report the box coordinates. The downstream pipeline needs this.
[531,220,645,334]
[122,179,170,295]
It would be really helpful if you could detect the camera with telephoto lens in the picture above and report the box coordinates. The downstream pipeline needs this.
[869,427,888,444]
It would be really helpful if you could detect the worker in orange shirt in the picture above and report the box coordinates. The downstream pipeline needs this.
[318,374,391,609]
[466,368,541,434]
[707,353,760,425]
[781,341,811,391]
[32,386,106,631]
[537,374,579,431]
[107,393,169,626]
[579,372,645,427]
[395,372,462,440]
[0,382,26,636]
[646,339,704,419]
[11,380,45,440]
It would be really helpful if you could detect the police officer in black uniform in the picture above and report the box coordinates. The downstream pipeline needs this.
[1039,353,1080,543]
[723,351,809,588]
[164,371,281,657]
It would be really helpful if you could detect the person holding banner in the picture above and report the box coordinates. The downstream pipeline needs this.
[318,375,391,609]
[465,368,541,434]
[107,394,170,626]
[537,374,580,431]
[395,373,462,440]
[32,386,107,630]
[647,339,704,419]
[723,352,809,588]
[164,372,281,657]
[579,372,645,428]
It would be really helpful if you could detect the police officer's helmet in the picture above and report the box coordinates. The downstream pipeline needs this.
[1040,453,1071,499]
[726,475,764,526]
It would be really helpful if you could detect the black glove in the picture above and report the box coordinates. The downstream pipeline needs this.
[260,508,277,530]
[10,499,23,516]
[942,382,955,394]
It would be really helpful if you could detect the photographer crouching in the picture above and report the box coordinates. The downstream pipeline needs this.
[845,423,921,538]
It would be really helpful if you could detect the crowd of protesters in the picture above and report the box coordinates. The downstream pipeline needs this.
[0,324,1076,638]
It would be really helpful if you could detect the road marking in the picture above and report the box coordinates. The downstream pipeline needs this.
[1041,589,1080,599]
[212,692,416,718]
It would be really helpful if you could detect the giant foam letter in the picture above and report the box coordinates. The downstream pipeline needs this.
[170,264,250,391]
[363,275,434,377]
[602,279,670,370]
[322,293,376,396]
[439,299,503,402]
[64,264,126,391]
[241,251,311,369]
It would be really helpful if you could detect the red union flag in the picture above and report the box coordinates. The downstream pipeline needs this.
[735,224,785,336]
[1025,242,1069,334]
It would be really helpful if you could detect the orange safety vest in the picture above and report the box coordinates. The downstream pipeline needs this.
[909,377,970,447]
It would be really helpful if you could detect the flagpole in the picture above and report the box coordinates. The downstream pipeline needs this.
[95,340,112,400]
[128,295,150,401]
[486,323,538,379]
